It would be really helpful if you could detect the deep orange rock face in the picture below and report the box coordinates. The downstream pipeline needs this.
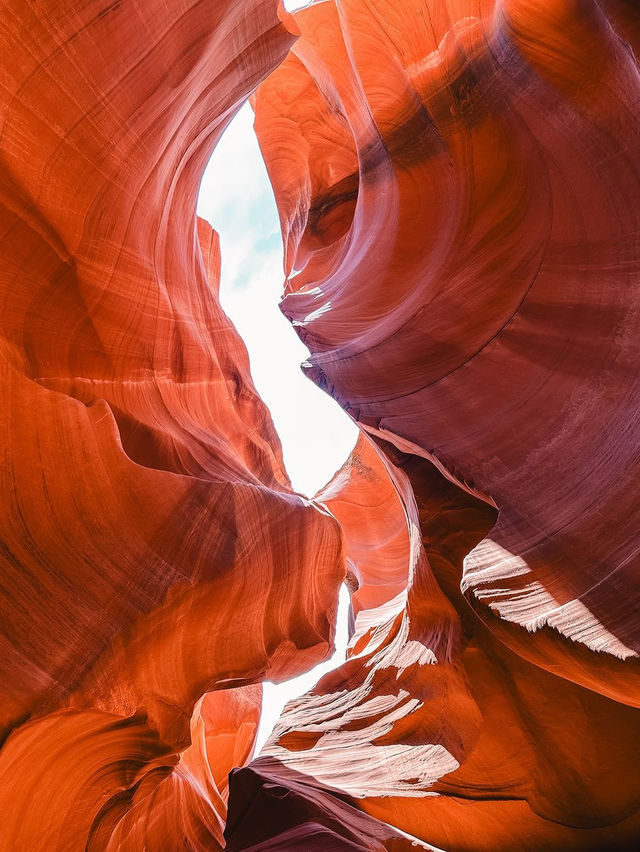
[0,1,345,848]
[249,0,640,849]
[2,0,640,850]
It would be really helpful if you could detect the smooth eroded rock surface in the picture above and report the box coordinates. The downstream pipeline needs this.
[249,1,640,849]
[0,1,345,848]
[2,0,640,850]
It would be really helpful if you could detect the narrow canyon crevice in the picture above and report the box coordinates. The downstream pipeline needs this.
[1,1,640,850]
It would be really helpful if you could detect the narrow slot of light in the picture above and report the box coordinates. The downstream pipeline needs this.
[197,103,357,752]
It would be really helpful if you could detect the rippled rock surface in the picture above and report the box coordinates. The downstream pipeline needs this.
[2,0,640,849]
[0,2,344,848]
[250,0,640,849]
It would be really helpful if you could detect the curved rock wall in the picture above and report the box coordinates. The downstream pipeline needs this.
[249,0,640,848]
[0,1,344,848]
[1,0,640,849]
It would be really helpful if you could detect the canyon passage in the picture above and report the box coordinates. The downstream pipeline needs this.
[1,1,640,850]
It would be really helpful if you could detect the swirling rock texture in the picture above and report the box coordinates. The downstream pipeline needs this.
[0,1,346,848]
[248,0,640,849]
[2,0,640,850]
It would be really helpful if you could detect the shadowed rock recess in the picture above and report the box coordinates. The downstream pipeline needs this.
[1,0,639,849]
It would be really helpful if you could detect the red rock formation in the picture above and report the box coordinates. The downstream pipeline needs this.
[248,0,640,848]
[0,1,346,848]
[3,0,640,849]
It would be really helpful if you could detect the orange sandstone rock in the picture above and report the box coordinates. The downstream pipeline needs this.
[2,0,640,849]
[0,1,345,847]
[250,0,640,848]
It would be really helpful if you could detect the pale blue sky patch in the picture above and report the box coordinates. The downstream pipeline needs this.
[197,94,356,751]
[197,102,357,498]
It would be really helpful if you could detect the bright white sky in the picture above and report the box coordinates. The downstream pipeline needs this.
[198,103,356,499]
[197,92,356,751]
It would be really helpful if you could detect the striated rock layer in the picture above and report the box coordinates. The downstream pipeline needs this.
[2,0,640,850]
[248,0,640,849]
[0,1,348,848]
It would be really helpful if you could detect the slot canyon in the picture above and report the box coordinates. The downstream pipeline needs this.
[1,0,640,849]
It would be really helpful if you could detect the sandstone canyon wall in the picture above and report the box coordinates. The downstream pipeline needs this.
[249,1,640,849]
[1,0,640,850]
[0,1,346,848]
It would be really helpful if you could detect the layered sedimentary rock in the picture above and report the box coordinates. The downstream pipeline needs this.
[0,1,346,848]
[247,0,640,848]
[3,0,640,849]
